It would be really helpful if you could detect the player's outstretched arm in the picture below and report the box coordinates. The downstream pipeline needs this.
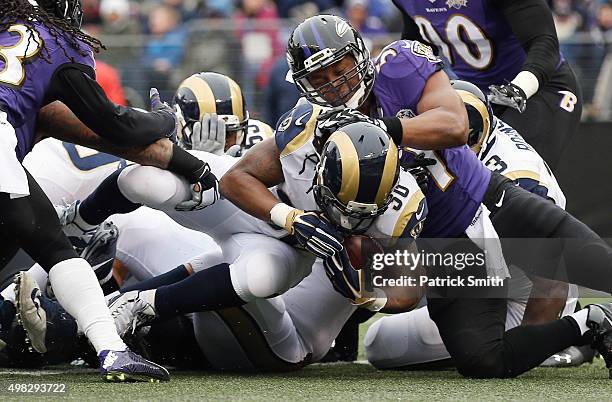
[220,137,285,222]
[38,101,173,168]
[397,70,469,150]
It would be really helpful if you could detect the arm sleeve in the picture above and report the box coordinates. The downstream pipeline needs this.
[47,64,175,146]
[492,0,560,86]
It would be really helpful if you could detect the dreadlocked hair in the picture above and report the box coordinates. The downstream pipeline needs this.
[1,0,105,63]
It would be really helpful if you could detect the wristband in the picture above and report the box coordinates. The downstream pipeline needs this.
[511,71,539,99]
[270,203,301,233]
[168,143,206,183]
[381,117,403,146]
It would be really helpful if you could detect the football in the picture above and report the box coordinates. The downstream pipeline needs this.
[343,235,384,270]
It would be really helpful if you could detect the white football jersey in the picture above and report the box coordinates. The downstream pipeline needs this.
[274,99,426,239]
[23,138,126,204]
[478,119,566,208]
[243,119,274,152]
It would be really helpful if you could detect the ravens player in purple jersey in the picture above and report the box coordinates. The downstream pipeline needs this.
[233,15,612,379]
[393,0,580,169]
[0,0,220,381]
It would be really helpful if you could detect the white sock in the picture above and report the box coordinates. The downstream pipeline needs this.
[27,264,49,294]
[1,283,15,304]
[567,308,590,335]
[49,258,126,353]
[139,289,156,308]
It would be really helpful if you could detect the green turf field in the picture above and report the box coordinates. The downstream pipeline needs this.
[2,315,612,401]
[1,360,612,401]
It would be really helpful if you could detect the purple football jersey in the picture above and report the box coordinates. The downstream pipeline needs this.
[0,21,95,160]
[394,0,527,90]
[373,39,491,237]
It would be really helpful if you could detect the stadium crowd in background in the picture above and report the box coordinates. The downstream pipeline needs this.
[80,0,611,119]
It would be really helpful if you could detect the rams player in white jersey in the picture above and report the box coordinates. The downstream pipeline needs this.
[365,81,587,371]
[108,118,425,370]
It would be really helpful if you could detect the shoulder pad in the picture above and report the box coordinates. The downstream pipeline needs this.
[274,100,322,157]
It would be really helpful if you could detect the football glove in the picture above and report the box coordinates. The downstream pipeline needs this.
[317,109,385,138]
[488,82,527,113]
[149,87,178,142]
[175,162,220,211]
[323,249,362,300]
[191,113,227,155]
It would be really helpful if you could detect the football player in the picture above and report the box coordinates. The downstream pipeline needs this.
[393,0,581,169]
[0,0,195,381]
[365,82,592,371]
[222,15,612,379]
[18,122,427,370]
[173,72,274,156]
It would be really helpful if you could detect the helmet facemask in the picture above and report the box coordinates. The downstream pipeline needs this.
[290,41,374,109]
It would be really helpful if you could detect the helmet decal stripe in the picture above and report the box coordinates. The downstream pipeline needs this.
[228,78,245,121]
[375,141,399,205]
[182,75,216,117]
[297,29,312,58]
[202,73,233,116]
[329,131,360,205]
[309,20,326,51]
[457,90,491,152]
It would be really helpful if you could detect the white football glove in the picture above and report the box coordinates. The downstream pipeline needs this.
[191,113,227,155]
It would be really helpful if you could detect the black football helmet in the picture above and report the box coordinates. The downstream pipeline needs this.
[287,15,375,109]
[172,72,249,149]
[313,121,399,234]
[39,0,84,28]
[451,80,494,153]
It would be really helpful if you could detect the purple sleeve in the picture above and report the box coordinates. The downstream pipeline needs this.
[374,40,442,117]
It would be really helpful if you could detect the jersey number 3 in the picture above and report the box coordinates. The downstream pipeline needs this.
[0,25,43,87]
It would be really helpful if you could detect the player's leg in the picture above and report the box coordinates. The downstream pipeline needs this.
[109,234,315,336]
[496,62,581,170]
[2,171,169,381]
[484,172,612,293]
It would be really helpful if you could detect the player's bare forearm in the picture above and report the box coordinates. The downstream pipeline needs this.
[220,138,285,222]
[402,70,468,150]
[37,101,172,168]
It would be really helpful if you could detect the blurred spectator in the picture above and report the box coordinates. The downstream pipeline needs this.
[234,0,283,107]
[143,4,188,99]
[276,0,335,19]
[82,0,102,32]
[95,61,127,106]
[344,0,386,36]
[552,0,583,39]
[595,1,612,38]
[264,56,301,126]
[204,0,235,17]
[162,0,201,21]
[97,0,142,68]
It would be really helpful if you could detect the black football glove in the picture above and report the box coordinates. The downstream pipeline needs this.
[488,82,527,113]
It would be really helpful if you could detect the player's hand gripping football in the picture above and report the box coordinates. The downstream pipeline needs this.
[191,113,227,155]
[149,87,178,142]
[285,210,344,259]
[488,81,527,113]
[323,248,362,300]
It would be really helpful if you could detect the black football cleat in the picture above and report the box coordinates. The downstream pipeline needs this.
[585,303,612,378]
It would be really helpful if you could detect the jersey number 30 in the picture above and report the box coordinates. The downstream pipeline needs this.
[0,25,43,87]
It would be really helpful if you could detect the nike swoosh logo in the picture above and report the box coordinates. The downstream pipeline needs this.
[415,201,425,220]
[91,258,113,271]
[295,113,310,126]
[495,190,505,208]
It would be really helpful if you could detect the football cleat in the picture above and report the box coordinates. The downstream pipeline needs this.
[585,303,612,378]
[54,200,98,251]
[540,345,596,368]
[108,291,157,337]
[14,271,47,353]
[99,348,170,382]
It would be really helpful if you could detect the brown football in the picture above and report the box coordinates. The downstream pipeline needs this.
[343,235,383,270]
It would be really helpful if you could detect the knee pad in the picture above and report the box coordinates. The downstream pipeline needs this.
[118,165,189,209]
[229,251,293,302]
